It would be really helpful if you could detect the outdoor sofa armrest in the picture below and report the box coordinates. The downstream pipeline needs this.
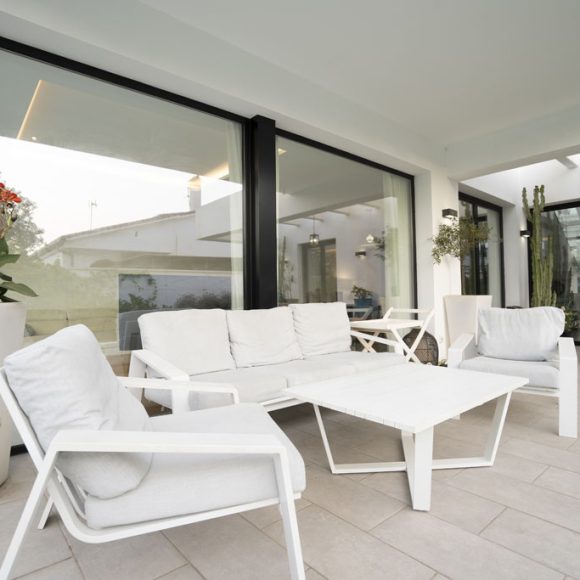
[558,336,577,363]
[447,333,477,368]
[119,377,239,411]
[129,349,189,380]
[350,330,403,354]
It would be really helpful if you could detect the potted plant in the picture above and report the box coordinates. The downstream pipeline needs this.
[431,217,490,264]
[0,178,37,485]
[352,284,373,307]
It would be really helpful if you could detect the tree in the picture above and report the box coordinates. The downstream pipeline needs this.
[8,197,44,255]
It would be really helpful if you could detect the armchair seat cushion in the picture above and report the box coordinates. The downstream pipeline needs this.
[460,356,559,390]
[84,403,306,529]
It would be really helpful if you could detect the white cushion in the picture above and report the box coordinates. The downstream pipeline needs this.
[226,307,302,367]
[309,351,407,372]
[290,302,351,357]
[145,366,288,408]
[460,356,559,389]
[4,325,151,499]
[84,403,306,529]
[139,309,235,375]
[477,307,564,361]
[262,359,357,387]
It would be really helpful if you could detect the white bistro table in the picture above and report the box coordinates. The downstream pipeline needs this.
[350,308,434,363]
[287,364,528,511]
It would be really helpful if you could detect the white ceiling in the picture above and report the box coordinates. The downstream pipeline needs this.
[139,0,580,145]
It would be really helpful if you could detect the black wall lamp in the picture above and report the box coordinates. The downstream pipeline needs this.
[520,229,531,238]
[442,208,458,219]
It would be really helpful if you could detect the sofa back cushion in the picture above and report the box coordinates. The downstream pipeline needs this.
[477,307,564,361]
[226,307,302,367]
[4,325,151,499]
[290,302,351,357]
[139,309,235,375]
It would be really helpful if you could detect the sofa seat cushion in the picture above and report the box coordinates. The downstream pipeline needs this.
[309,351,407,373]
[264,359,358,387]
[144,367,288,409]
[290,302,351,356]
[84,403,306,529]
[460,356,559,390]
[226,307,302,367]
[4,325,151,499]
[138,309,235,376]
[477,307,564,361]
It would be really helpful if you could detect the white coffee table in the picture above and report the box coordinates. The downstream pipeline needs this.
[287,364,528,511]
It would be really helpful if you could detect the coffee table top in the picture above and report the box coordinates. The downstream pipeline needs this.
[287,364,528,433]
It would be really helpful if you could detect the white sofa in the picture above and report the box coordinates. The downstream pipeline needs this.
[129,302,407,412]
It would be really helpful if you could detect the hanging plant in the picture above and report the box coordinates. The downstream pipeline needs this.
[432,217,490,265]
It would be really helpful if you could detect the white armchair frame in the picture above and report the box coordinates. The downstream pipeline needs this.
[0,372,305,580]
[448,334,578,438]
[130,330,404,413]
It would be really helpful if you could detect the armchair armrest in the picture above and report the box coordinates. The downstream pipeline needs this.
[447,333,477,368]
[48,429,284,457]
[558,336,577,363]
[119,377,239,407]
[350,330,403,354]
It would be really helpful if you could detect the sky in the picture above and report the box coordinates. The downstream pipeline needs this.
[0,137,229,244]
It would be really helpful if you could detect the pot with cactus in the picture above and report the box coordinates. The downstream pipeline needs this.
[0,178,37,485]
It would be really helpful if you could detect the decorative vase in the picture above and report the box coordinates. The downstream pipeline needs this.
[0,302,26,486]
[354,297,373,308]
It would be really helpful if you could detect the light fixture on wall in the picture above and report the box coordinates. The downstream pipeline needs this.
[355,250,367,258]
[366,234,380,244]
[309,217,319,246]
[442,208,458,219]
[520,229,531,238]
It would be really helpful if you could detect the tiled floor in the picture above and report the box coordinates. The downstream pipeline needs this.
[1,385,580,579]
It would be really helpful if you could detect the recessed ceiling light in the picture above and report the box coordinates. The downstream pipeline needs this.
[31,136,37,141]
[277,148,287,156]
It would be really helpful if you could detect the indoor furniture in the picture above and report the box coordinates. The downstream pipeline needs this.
[0,325,306,580]
[131,302,406,412]
[288,364,527,511]
[448,306,577,438]
[350,307,435,363]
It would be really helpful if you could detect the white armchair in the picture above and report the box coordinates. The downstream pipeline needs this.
[0,325,306,580]
[448,307,577,438]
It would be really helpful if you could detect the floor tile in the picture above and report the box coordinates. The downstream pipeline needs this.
[501,438,580,474]
[363,474,504,534]
[164,514,293,580]
[534,466,580,499]
[371,510,563,580]
[490,451,548,483]
[66,528,186,580]
[264,505,433,580]
[302,464,404,531]
[16,558,84,580]
[449,469,580,533]
[0,454,36,506]
[0,501,71,578]
[155,564,204,580]
[241,497,311,529]
[481,508,580,578]
[305,568,327,579]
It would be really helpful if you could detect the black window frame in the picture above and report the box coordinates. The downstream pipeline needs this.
[0,35,417,311]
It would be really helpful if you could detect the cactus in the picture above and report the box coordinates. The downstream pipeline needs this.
[522,185,557,307]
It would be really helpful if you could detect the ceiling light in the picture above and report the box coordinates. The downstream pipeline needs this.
[277,148,287,156]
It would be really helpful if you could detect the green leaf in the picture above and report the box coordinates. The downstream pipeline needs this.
[0,272,12,282]
[0,281,38,297]
[0,254,20,268]
[0,238,8,255]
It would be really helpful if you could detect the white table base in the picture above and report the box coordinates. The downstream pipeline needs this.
[312,391,512,511]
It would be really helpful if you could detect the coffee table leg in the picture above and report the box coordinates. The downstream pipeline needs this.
[402,427,434,511]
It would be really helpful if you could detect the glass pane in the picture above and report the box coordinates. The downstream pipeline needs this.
[0,50,244,358]
[542,207,580,340]
[276,137,414,319]
[459,200,477,296]
[478,207,502,306]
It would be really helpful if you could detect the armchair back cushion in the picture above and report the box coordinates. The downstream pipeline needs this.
[290,302,351,357]
[226,307,302,367]
[477,307,564,361]
[139,309,235,375]
[4,325,151,499]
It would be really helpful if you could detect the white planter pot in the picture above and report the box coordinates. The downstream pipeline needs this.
[0,302,26,485]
